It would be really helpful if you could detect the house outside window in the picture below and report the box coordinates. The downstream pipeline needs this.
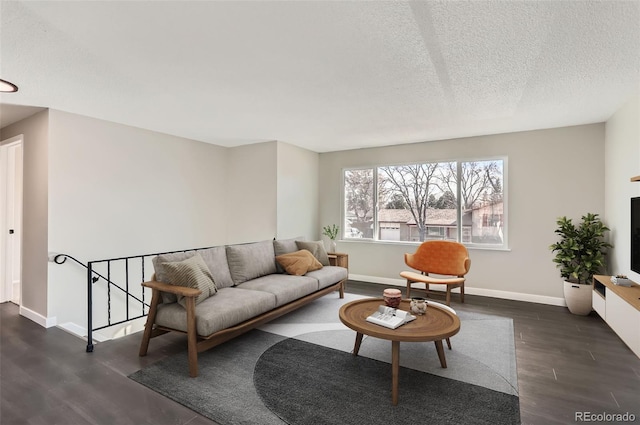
[342,158,506,249]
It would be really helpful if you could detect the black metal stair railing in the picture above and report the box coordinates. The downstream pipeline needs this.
[53,246,216,353]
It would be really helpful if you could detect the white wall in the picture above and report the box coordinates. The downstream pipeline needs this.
[0,110,50,319]
[1,111,319,335]
[48,110,229,258]
[319,124,605,302]
[46,110,229,334]
[605,90,640,282]
[226,142,278,244]
[276,141,320,240]
[225,141,320,244]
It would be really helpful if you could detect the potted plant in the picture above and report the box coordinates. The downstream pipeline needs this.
[549,213,612,315]
[322,224,340,253]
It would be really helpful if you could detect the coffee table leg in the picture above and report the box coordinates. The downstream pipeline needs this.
[353,332,363,356]
[434,340,447,368]
[392,340,400,406]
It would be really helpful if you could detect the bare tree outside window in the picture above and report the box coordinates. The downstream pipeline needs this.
[441,160,504,244]
[458,160,504,244]
[378,163,454,242]
[344,169,374,238]
[342,158,505,247]
[441,161,503,209]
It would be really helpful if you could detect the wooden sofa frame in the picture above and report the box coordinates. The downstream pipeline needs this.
[138,278,345,377]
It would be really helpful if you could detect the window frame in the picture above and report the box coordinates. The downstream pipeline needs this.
[341,156,508,250]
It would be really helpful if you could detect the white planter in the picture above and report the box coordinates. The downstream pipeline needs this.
[563,280,593,315]
[325,239,337,253]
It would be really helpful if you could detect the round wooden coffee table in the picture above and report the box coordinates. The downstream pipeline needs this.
[339,298,460,405]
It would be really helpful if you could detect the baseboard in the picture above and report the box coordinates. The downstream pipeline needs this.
[348,274,566,307]
[19,305,57,328]
[349,274,407,287]
[58,322,110,342]
[465,286,566,306]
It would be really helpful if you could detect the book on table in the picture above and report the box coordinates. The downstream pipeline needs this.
[366,306,416,329]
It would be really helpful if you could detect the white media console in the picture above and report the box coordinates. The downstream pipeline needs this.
[592,275,640,359]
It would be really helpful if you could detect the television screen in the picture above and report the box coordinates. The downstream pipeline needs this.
[632,197,640,274]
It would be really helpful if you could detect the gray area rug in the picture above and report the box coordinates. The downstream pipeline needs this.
[129,294,520,425]
[255,337,520,425]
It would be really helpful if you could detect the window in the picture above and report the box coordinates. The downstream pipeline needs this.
[343,169,374,239]
[482,214,503,227]
[343,159,506,248]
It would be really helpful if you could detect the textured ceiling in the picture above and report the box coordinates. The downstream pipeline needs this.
[1,0,639,152]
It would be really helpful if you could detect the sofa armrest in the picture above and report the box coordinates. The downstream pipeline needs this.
[141,280,202,298]
[328,252,348,270]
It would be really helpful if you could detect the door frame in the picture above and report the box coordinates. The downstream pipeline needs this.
[0,135,24,304]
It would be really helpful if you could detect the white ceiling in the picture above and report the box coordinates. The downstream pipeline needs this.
[1,0,639,153]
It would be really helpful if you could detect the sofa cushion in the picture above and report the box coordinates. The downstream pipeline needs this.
[275,249,323,276]
[153,250,197,303]
[305,265,349,290]
[155,287,277,336]
[236,274,319,307]
[226,240,277,285]
[273,236,304,273]
[197,246,234,289]
[295,240,330,266]
[273,236,305,256]
[161,253,218,307]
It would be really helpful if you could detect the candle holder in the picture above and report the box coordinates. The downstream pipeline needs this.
[383,288,402,308]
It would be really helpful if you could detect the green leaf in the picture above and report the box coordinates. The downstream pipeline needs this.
[550,213,612,284]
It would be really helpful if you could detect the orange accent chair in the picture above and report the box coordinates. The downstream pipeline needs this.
[400,240,471,306]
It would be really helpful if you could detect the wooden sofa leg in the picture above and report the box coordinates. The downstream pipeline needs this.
[139,289,161,357]
[185,297,199,378]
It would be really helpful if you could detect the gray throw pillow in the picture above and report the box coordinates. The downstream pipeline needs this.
[197,246,235,289]
[226,240,277,285]
[273,236,305,273]
[153,250,197,303]
[162,253,217,308]
[295,240,330,266]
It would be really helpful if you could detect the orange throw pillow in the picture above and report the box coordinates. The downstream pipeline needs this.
[275,249,323,276]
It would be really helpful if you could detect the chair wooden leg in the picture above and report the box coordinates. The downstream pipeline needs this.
[139,289,161,357]
[425,283,430,298]
[406,281,412,298]
[445,286,451,306]
[460,283,465,303]
[185,297,199,378]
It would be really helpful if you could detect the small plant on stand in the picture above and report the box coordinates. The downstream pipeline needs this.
[322,224,340,253]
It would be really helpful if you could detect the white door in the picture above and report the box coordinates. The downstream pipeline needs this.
[1,136,23,305]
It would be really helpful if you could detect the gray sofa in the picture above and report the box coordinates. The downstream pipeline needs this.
[138,238,348,377]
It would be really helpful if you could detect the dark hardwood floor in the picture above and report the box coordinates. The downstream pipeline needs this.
[2,281,639,425]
